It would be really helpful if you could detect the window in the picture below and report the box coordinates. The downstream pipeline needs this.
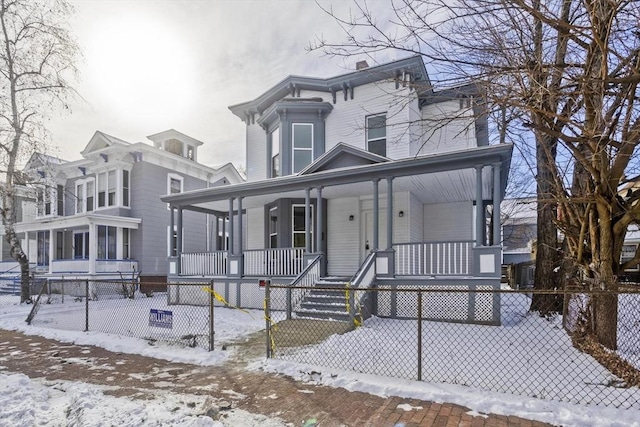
[74,232,89,259]
[97,225,117,260]
[98,172,106,207]
[123,229,130,259]
[269,207,278,248]
[166,139,183,156]
[107,170,116,206]
[292,205,313,250]
[56,231,64,259]
[76,179,95,214]
[292,123,313,173]
[271,127,280,178]
[86,181,94,211]
[37,231,49,266]
[122,170,130,207]
[76,183,84,214]
[366,114,387,157]
[36,186,55,217]
[187,145,194,160]
[57,185,64,216]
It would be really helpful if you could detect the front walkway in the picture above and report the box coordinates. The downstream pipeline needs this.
[0,329,552,427]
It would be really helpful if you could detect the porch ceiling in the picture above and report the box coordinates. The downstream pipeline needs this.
[164,143,513,213]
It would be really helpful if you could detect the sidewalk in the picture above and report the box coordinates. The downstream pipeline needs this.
[0,329,552,427]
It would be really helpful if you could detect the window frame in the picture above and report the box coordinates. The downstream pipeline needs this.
[73,231,90,259]
[366,113,387,157]
[270,127,280,178]
[291,123,314,173]
[122,169,130,207]
[291,204,313,251]
[97,225,117,260]
[167,173,184,209]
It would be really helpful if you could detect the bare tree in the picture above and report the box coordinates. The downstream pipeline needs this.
[0,0,79,302]
[313,0,640,349]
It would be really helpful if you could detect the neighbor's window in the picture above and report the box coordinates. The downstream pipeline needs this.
[123,228,130,259]
[97,225,117,259]
[107,170,116,206]
[366,114,387,157]
[57,185,64,216]
[73,232,89,259]
[97,172,106,207]
[122,170,130,207]
[292,123,313,173]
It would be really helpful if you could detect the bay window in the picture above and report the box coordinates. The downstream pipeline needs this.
[292,123,313,173]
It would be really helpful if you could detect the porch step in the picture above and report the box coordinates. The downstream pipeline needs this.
[293,276,352,322]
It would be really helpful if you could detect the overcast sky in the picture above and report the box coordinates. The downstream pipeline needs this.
[45,0,402,169]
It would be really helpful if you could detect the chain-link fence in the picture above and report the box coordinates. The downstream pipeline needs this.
[0,277,47,306]
[265,284,640,409]
[26,280,216,350]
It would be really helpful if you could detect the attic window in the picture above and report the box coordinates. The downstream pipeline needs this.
[187,145,194,160]
[166,139,182,156]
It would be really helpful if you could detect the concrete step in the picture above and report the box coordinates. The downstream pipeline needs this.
[305,294,345,304]
[295,309,350,322]
[300,301,348,312]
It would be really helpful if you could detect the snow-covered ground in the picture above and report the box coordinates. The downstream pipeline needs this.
[2,295,640,426]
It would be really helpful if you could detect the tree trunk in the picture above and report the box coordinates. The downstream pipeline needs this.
[531,133,562,314]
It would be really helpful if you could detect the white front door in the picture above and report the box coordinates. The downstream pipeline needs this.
[361,210,387,263]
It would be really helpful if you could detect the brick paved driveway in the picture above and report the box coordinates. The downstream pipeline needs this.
[0,329,553,427]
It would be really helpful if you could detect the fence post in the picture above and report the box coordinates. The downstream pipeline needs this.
[265,280,272,359]
[209,280,215,352]
[417,291,422,381]
[85,279,89,332]
[348,283,355,327]
[286,286,292,320]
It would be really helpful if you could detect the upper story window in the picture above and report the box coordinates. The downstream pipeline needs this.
[36,184,62,217]
[97,171,117,208]
[292,123,313,173]
[168,174,183,195]
[122,170,130,207]
[366,114,387,157]
[187,145,195,161]
[271,127,280,178]
[75,179,95,214]
[57,185,64,216]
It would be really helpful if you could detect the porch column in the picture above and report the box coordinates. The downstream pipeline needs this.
[214,215,219,251]
[315,186,323,256]
[170,206,175,238]
[373,178,379,251]
[386,177,393,250]
[228,198,235,255]
[475,165,484,246]
[305,188,311,253]
[88,223,96,275]
[221,215,226,250]
[492,162,502,246]
[177,208,183,257]
[48,229,55,274]
[238,197,244,255]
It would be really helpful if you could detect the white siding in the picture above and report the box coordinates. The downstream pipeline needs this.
[360,191,409,245]
[327,197,360,276]
[408,192,424,242]
[246,207,264,250]
[418,100,477,155]
[325,82,413,159]
[423,201,473,241]
[246,122,266,182]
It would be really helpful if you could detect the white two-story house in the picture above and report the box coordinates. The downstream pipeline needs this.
[163,56,513,324]
[0,129,242,292]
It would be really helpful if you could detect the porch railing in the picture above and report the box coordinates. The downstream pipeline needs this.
[349,251,377,323]
[394,241,474,276]
[244,248,305,277]
[181,251,227,276]
[287,255,322,319]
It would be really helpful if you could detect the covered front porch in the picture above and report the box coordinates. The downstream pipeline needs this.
[12,213,141,279]
[165,144,512,285]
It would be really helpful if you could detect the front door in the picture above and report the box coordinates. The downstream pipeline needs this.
[361,210,387,263]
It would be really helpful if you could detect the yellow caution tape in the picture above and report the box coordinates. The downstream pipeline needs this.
[344,282,362,328]
[201,287,254,318]
[263,298,277,354]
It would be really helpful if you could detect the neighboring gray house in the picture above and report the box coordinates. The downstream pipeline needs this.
[0,129,243,287]
[163,56,513,325]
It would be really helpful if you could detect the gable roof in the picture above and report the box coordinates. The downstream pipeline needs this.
[229,56,431,119]
[81,131,131,156]
[298,143,389,175]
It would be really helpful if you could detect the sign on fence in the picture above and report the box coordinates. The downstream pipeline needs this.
[149,309,173,329]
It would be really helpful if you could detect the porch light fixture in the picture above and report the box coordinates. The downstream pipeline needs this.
[398,210,404,217]
[348,214,354,221]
